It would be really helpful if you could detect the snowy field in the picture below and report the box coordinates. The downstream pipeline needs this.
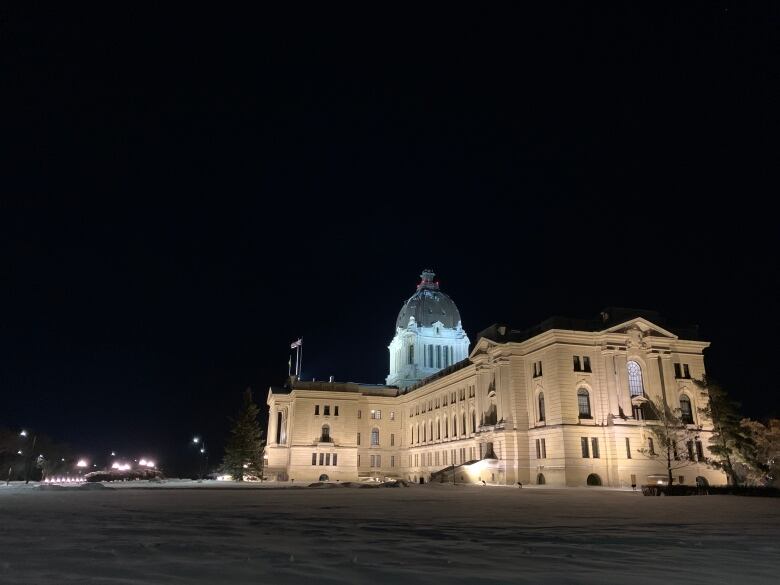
[1,483,779,584]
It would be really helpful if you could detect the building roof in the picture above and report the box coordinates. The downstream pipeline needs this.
[395,269,462,329]
[270,378,400,397]
[476,307,701,344]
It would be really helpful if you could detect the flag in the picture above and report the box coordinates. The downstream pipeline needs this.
[291,338,302,349]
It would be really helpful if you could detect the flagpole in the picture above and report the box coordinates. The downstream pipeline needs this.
[299,338,303,379]
[288,355,292,378]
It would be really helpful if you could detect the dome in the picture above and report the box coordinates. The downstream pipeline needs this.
[395,270,462,329]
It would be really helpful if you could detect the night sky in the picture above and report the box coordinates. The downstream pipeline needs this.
[2,5,778,473]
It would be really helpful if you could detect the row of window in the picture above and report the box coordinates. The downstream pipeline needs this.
[581,437,601,458]
[357,454,395,467]
[411,412,477,443]
[573,355,592,372]
[410,387,474,417]
[674,363,692,379]
[419,344,455,368]
[535,438,547,459]
[314,405,338,416]
[409,446,476,468]
[537,388,593,422]
[311,452,338,466]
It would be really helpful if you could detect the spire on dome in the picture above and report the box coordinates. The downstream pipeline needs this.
[417,269,439,291]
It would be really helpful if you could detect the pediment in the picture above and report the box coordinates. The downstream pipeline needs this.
[603,317,677,339]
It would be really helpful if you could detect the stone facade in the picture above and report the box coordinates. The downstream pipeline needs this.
[266,308,727,487]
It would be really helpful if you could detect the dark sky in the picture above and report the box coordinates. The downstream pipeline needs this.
[2,5,778,473]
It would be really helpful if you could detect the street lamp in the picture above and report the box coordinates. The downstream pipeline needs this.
[20,429,38,484]
[192,436,207,481]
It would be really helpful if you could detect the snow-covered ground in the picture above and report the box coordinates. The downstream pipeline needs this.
[1,483,778,584]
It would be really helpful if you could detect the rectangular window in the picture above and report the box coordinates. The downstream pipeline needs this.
[319,453,324,465]
[541,438,547,459]
[325,453,331,466]
[436,345,441,368]
[695,440,704,461]
[377,455,381,467]
[679,475,685,485]
[391,455,395,467]
[581,437,590,458]
[371,410,381,420]
[371,429,379,446]
[591,438,600,459]
[538,361,542,376]
[357,432,361,446]
[323,405,330,416]
[674,363,682,378]
[428,345,433,367]
[334,405,339,416]
[312,453,316,465]
[357,409,361,419]
[648,438,656,455]
[315,405,319,415]
[390,433,395,447]
[333,454,337,466]
[415,454,418,466]
[573,355,581,371]
[583,356,591,372]
[357,454,360,467]
[390,411,395,420]
[370,455,374,467]
[443,450,448,465]
[535,438,541,459]
[687,440,695,460]
[408,344,414,365]
[625,437,632,459]
[683,364,691,379]
[435,452,439,466]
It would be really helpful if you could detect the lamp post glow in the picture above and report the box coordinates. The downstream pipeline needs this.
[76,460,88,468]
[192,436,207,481]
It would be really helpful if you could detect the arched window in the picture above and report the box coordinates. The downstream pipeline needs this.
[444,417,448,438]
[680,395,693,424]
[471,411,476,433]
[276,411,283,444]
[586,473,602,486]
[422,424,426,442]
[538,392,546,422]
[437,419,441,439]
[462,413,466,435]
[371,428,380,446]
[430,421,434,441]
[453,415,457,437]
[577,388,592,418]
[627,361,645,397]
[410,426,414,444]
[416,423,420,443]
[321,425,330,442]
[537,473,546,485]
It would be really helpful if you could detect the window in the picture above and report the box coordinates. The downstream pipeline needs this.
[333,454,337,466]
[535,438,541,459]
[428,345,433,367]
[462,413,466,436]
[471,411,476,433]
[695,440,704,461]
[391,455,395,467]
[683,364,691,379]
[573,356,582,371]
[674,363,682,378]
[321,425,330,442]
[422,425,426,442]
[533,360,543,378]
[357,432,361,446]
[444,418,448,438]
[436,345,441,368]
[390,433,395,446]
[452,416,457,437]
[625,437,631,459]
[627,361,645,397]
[437,420,441,439]
[581,437,590,458]
[591,438,600,458]
[538,393,546,422]
[390,411,395,420]
[357,454,360,467]
[687,440,695,461]
[583,356,591,372]
[648,437,656,455]
[408,344,414,365]
[680,395,693,424]
[325,453,331,466]
[319,453,324,465]
[334,406,339,416]
[371,410,381,420]
[577,388,592,418]
[357,409,362,419]
[311,453,316,465]
[541,438,546,459]
[371,428,379,446]
[323,405,330,416]
[314,405,320,415]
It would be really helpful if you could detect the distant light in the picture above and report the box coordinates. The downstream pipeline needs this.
[200,448,205,454]
[192,437,200,444]
[76,459,88,468]
[20,430,28,437]
[61,458,65,462]
[111,462,120,469]
[145,460,155,468]
[139,459,148,466]
[17,450,22,455]
[110,451,116,457]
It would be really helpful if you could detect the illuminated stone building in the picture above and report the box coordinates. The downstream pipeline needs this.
[265,271,726,487]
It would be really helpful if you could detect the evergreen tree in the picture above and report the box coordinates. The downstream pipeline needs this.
[221,388,265,482]
[739,418,779,486]
[694,376,755,486]
[638,397,699,485]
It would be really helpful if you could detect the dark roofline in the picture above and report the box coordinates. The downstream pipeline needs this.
[476,307,701,344]
[403,358,472,394]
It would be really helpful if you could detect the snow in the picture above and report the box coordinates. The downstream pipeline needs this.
[1,482,779,584]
